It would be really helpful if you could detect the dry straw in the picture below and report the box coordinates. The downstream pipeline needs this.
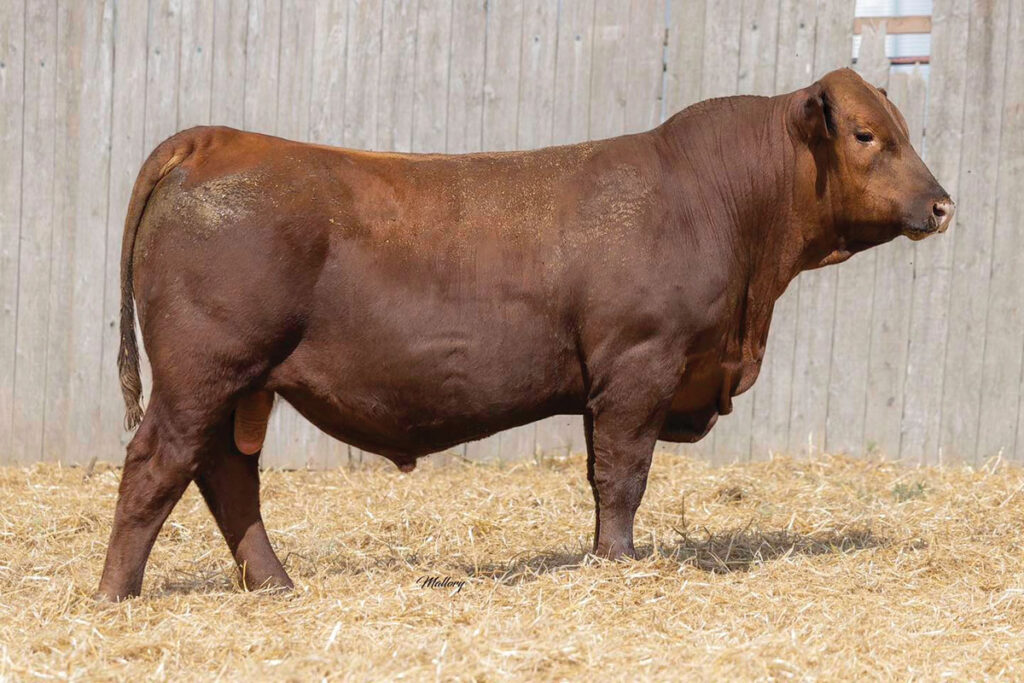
[2,452,1024,680]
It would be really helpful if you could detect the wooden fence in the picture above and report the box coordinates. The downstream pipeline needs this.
[0,0,1021,467]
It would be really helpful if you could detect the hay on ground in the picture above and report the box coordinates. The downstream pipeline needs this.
[1,452,1023,680]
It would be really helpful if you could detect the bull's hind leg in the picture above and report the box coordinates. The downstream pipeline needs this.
[97,394,215,601]
[194,411,293,592]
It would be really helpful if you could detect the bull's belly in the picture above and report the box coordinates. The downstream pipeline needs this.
[266,324,583,463]
[275,382,567,462]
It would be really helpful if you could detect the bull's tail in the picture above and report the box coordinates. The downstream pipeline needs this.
[118,132,197,430]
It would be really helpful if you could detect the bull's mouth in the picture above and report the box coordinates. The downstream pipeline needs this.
[904,225,939,241]
[903,219,949,241]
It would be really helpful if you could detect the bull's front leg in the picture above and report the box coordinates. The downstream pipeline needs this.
[583,359,677,559]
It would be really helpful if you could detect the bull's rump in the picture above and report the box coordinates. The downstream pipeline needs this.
[133,128,632,456]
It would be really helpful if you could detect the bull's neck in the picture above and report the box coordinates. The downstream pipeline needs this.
[655,94,832,303]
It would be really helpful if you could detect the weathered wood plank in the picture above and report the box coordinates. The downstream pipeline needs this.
[939,0,1010,463]
[43,0,110,463]
[344,0,383,149]
[774,0,815,99]
[464,0,531,462]
[100,0,151,463]
[276,0,314,140]
[863,68,925,458]
[552,0,596,145]
[812,0,853,78]
[481,0,523,151]
[46,0,115,464]
[536,416,587,458]
[145,0,182,149]
[749,299,799,459]
[211,0,248,127]
[518,0,558,148]
[664,0,705,116]
[76,0,116,462]
[786,0,851,456]
[700,0,741,100]
[0,0,26,459]
[12,0,57,464]
[411,0,452,152]
[988,0,1024,461]
[899,0,970,464]
[42,0,72,461]
[588,0,629,139]
[309,0,348,144]
[446,0,486,153]
[243,0,281,136]
[623,0,664,134]
[713,0,781,464]
[268,1,345,470]
[825,20,887,456]
[737,0,780,96]
[812,0,856,447]
[773,0,816,94]
[377,0,417,152]
[178,0,214,128]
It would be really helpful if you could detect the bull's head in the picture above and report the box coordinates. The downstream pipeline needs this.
[792,68,953,266]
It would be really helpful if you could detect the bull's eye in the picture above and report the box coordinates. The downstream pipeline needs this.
[855,131,875,144]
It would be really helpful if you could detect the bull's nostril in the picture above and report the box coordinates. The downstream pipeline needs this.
[933,198,954,218]
[928,198,956,233]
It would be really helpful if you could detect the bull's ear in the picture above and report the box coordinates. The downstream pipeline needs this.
[877,85,888,97]
[792,81,833,141]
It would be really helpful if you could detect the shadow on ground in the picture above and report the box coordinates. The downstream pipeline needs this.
[151,567,237,596]
[464,526,894,584]
[305,525,899,586]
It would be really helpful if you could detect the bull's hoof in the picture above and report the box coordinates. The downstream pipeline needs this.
[238,569,295,594]
[591,543,638,561]
[92,589,138,603]
[94,575,143,602]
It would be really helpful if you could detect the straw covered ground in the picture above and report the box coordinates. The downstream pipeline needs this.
[2,451,1024,680]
